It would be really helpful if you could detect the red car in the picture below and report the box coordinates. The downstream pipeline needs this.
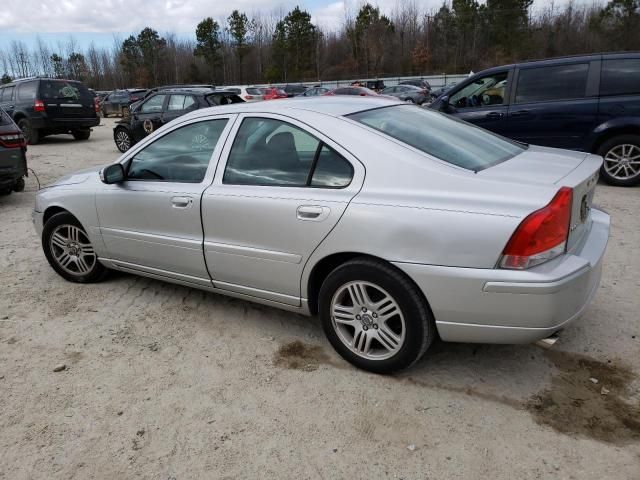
[260,87,288,100]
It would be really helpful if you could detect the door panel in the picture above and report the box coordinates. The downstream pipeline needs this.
[202,114,364,305]
[96,116,236,283]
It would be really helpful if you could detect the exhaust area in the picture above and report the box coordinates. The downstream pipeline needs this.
[534,334,559,350]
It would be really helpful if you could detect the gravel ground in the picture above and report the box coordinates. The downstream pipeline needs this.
[1,119,639,479]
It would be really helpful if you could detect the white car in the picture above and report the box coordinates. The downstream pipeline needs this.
[223,86,264,102]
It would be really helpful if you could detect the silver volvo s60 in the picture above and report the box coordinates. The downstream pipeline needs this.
[33,97,609,373]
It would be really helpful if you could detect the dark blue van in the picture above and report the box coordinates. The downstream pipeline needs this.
[430,53,640,186]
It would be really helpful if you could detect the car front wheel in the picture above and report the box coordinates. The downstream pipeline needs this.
[18,118,39,145]
[114,128,133,153]
[42,212,107,283]
[598,134,640,186]
[319,258,435,373]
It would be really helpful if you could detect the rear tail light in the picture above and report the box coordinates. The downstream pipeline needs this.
[93,97,100,113]
[499,187,573,270]
[244,95,253,100]
[34,100,45,112]
[0,132,27,148]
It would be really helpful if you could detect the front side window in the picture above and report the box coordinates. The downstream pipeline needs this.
[140,94,166,113]
[450,72,509,108]
[349,105,525,171]
[600,58,640,96]
[224,118,353,187]
[127,119,228,183]
[515,63,589,104]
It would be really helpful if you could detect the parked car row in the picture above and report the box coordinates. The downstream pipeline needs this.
[430,52,640,186]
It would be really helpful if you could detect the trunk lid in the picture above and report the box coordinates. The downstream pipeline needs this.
[479,145,601,251]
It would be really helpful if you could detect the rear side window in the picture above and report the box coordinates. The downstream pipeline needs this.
[223,117,353,188]
[168,95,197,111]
[600,59,640,96]
[349,105,525,171]
[515,63,589,104]
[1,86,14,102]
[17,81,37,101]
[40,80,93,101]
[246,88,262,95]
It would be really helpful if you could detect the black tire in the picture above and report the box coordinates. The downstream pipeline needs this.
[42,212,108,283]
[18,118,39,145]
[114,127,133,153]
[72,129,91,141]
[101,109,108,118]
[597,134,640,187]
[13,177,25,192]
[404,97,415,103]
[0,189,11,196]
[318,257,435,374]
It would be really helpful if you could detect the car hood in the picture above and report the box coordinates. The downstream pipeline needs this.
[45,165,103,188]
[478,145,591,186]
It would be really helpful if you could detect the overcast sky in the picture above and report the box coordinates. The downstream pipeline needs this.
[0,0,602,50]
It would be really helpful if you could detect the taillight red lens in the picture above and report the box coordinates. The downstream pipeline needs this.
[34,100,45,112]
[244,95,253,100]
[94,97,100,113]
[500,187,573,269]
[0,132,26,148]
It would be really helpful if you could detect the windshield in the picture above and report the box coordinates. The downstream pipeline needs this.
[348,105,525,171]
[40,80,93,101]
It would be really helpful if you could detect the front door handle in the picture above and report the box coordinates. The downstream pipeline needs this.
[297,205,330,221]
[171,196,193,209]
[485,111,503,119]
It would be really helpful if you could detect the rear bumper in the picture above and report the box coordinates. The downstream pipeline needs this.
[0,149,27,186]
[393,208,610,344]
[31,116,99,130]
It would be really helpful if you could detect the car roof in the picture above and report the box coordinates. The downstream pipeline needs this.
[182,96,401,120]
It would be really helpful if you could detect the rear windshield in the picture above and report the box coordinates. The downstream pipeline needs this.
[206,93,244,106]
[348,105,525,171]
[40,80,93,101]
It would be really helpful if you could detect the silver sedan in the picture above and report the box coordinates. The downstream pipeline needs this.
[33,97,609,373]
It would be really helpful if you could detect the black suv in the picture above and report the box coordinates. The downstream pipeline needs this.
[100,89,147,118]
[113,88,242,152]
[0,78,99,145]
[431,52,640,186]
[0,107,27,195]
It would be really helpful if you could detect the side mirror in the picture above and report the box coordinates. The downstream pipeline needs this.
[100,163,125,184]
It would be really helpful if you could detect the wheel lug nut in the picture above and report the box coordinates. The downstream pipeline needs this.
[373,324,378,329]
[356,315,361,320]
[362,307,367,312]
[372,313,378,318]
[363,326,368,331]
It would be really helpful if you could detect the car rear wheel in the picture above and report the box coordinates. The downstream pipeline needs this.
[318,258,435,373]
[72,129,91,141]
[42,212,107,283]
[13,177,25,192]
[404,98,415,103]
[598,135,640,186]
[114,128,133,153]
[17,118,39,145]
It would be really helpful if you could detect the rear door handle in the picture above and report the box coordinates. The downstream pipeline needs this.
[171,196,193,209]
[485,111,503,119]
[297,205,330,221]
[511,110,531,118]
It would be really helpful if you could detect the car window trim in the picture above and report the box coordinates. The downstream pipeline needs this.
[213,112,361,190]
[513,62,592,105]
[117,114,239,187]
[449,68,513,109]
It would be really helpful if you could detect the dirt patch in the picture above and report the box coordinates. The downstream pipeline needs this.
[527,350,640,445]
[273,340,335,371]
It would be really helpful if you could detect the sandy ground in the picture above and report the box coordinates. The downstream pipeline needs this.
[1,119,639,479]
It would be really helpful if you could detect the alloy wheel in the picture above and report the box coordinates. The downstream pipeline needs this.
[49,224,97,276]
[603,144,640,180]
[115,130,131,152]
[330,281,406,361]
